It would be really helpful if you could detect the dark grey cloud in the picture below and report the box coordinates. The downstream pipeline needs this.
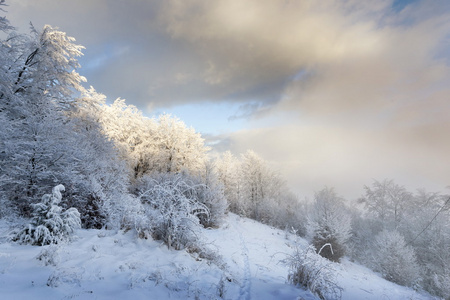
[5,0,450,115]
[5,0,397,111]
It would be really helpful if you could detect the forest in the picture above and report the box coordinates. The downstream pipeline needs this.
[0,1,449,299]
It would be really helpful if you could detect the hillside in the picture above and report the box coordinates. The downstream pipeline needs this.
[1,2,449,299]
[0,214,433,300]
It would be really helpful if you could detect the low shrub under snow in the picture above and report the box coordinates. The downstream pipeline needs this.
[13,185,81,246]
[285,244,342,300]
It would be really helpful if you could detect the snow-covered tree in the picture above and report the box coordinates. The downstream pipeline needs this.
[100,98,153,179]
[371,229,420,287]
[0,23,88,216]
[273,192,307,236]
[101,100,209,180]
[308,187,352,262]
[216,151,242,213]
[239,150,268,220]
[360,179,411,230]
[0,99,79,215]
[11,24,86,107]
[150,114,209,176]
[67,88,130,228]
[0,106,15,217]
[224,150,286,223]
[351,182,450,298]
[0,0,15,102]
[403,191,450,297]
[432,271,450,300]
[14,185,81,245]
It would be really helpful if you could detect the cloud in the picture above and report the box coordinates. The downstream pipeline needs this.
[4,0,450,197]
[157,0,393,104]
[5,0,401,108]
[279,10,450,116]
[215,117,450,199]
[6,0,449,112]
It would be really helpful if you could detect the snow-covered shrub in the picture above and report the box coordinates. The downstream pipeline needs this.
[133,169,226,229]
[272,193,307,237]
[14,185,81,245]
[136,173,210,250]
[286,244,342,300]
[216,275,228,299]
[46,268,82,288]
[371,229,420,287]
[102,192,144,231]
[193,180,227,228]
[36,244,60,266]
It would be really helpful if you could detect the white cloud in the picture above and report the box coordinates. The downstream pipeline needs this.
[217,118,450,199]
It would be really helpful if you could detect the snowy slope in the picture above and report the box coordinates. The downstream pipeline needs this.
[203,214,434,300]
[0,215,435,300]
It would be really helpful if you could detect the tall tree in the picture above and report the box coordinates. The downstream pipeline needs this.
[361,179,411,230]
[0,24,87,215]
[239,150,267,220]
[216,151,242,213]
[67,88,130,228]
[0,0,15,101]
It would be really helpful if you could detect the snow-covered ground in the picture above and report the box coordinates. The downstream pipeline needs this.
[0,214,435,299]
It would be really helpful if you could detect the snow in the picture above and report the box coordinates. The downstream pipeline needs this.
[0,214,435,300]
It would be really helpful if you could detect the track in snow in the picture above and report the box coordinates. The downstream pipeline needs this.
[239,232,252,300]
[233,221,252,300]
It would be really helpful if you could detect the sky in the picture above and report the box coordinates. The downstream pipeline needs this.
[4,0,450,199]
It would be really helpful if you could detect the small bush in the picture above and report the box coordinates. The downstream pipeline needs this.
[286,244,342,300]
[14,185,81,246]
[36,244,60,266]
